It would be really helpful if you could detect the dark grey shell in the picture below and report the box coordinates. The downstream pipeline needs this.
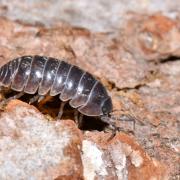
[0,55,113,116]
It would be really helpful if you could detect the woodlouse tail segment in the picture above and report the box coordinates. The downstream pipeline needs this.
[11,57,32,92]
[0,64,7,84]
[0,58,20,88]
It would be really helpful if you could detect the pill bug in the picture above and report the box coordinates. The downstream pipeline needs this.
[0,55,134,136]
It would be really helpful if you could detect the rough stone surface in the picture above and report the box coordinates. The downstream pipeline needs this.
[82,132,167,180]
[0,100,83,179]
[0,1,179,179]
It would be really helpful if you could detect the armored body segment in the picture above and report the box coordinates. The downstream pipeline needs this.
[11,57,32,91]
[50,61,72,96]
[0,64,8,83]
[69,72,96,108]
[2,58,20,87]
[38,58,60,95]
[60,66,84,102]
[79,81,110,116]
[3,59,19,87]
[24,56,47,94]
[0,55,113,119]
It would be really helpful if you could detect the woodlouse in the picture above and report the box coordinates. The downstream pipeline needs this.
[0,55,135,136]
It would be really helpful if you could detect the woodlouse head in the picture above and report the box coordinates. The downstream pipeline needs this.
[101,96,113,116]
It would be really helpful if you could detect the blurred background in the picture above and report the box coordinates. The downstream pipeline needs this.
[0,0,179,31]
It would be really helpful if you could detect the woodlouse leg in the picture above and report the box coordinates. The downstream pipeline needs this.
[29,95,40,104]
[74,110,79,124]
[78,114,83,128]
[29,95,44,104]
[107,124,117,140]
[0,91,25,106]
[74,110,83,128]
[101,115,117,139]
[37,96,44,103]
[57,102,66,120]
[112,114,136,131]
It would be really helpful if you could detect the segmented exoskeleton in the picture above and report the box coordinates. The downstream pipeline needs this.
[0,56,117,129]
[0,55,135,137]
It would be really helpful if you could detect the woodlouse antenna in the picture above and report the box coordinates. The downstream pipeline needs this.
[110,114,136,131]
[101,111,137,140]
[109,108,137,131]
